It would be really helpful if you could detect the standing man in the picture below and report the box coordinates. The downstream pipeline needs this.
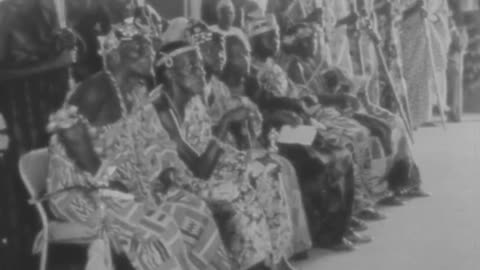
[446,0,476,122]
[398,0,451,128]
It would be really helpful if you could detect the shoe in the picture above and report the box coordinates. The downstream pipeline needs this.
[350,217,368,232]
[276,257,297,270]
[290,251,309,261]
[356,208,387,221]
[402,188,431,198]
[377,196,404,207]
[329,238,356,252]
[421,121,438,127]
[345,229,372,244]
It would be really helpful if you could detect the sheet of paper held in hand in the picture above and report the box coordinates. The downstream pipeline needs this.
[277,125,317,146]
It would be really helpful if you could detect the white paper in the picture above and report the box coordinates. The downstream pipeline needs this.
[276,125,317,146]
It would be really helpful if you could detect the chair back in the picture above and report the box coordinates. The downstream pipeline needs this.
[19,148,49,200]
[19,148,50,270]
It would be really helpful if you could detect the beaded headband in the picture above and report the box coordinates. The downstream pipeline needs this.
[188,23,214,45]
[97,18,153,56]
[245,14,279,38]
[283,25,316,45]
[155,45,198,68]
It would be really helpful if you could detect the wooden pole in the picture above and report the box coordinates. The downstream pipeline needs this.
[366,26,416,143]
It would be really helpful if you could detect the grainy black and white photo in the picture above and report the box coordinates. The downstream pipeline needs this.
[0,0,479,270]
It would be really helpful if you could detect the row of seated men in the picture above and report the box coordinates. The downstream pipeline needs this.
[0,0,431,270]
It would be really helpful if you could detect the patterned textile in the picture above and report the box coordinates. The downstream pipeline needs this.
[47,85,230,270]
[399,0,451,127]
[255,57,376,215]
[358,93,422,191]
[206,76,312,256]
[276,56,388,206]
[180,94,293,267]
[0,114,7,154]
[267,153,313,255]
[206,77,263,146]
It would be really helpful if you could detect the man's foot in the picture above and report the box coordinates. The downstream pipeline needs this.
[248,263,269,270]
[356,208,387,221]
[290,251,309,261]
[345,229,372,244]
[448,110,462,123]
[275,257,297,270]
[329,238,356,252]
[377,195,404,207]
[401,187,431,198]
[350,217,368,232]
[421,122,438,127]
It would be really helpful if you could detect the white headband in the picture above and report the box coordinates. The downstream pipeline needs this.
[155,45,198,68]
[246,15,279,38]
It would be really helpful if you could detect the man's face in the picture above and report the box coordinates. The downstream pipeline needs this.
[200,34,227,74]
[259,29,280,57]
[227,39,251,77]
[119,35,155,77]
[298,33,318,59]
[218,6,235,28]
[173,49,207,95]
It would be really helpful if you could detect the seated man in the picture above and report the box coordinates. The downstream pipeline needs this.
[244,13,373,251]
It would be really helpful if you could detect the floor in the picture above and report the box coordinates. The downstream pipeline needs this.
[295,117,480,270]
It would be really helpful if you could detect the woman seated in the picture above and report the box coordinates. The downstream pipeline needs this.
[179,20,312,258]
[46,23,231,270]
[242,14,375,251]
[153,39,297,269]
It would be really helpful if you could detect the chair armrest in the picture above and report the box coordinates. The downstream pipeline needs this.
[33,221,97,254]
[48,221,97,244]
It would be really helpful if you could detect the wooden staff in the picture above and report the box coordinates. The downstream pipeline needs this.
[365,25,415,143]
[376,0,415,132]
[419,0,447,130]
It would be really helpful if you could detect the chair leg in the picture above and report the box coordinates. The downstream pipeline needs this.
[40,230,48,270]
[39,221,49,270]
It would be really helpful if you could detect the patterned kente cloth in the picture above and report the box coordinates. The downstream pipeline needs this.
[398,0,451,127]
[311,63,392,203]
[253,57,373,212]
[270,56,386,208]
[358,93,422,192]
[47,86,231,270]
[206,76,312,257]
[180,94,293,267]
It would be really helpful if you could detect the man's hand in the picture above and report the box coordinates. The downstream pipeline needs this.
[53,28,76,53]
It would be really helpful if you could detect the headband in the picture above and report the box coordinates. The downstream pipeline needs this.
[283,25,316,45]
[188,22,215,45]
[155,45,198,68]
[245,14,279,38]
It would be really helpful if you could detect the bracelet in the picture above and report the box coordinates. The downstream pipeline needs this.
[47,105,84,132]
